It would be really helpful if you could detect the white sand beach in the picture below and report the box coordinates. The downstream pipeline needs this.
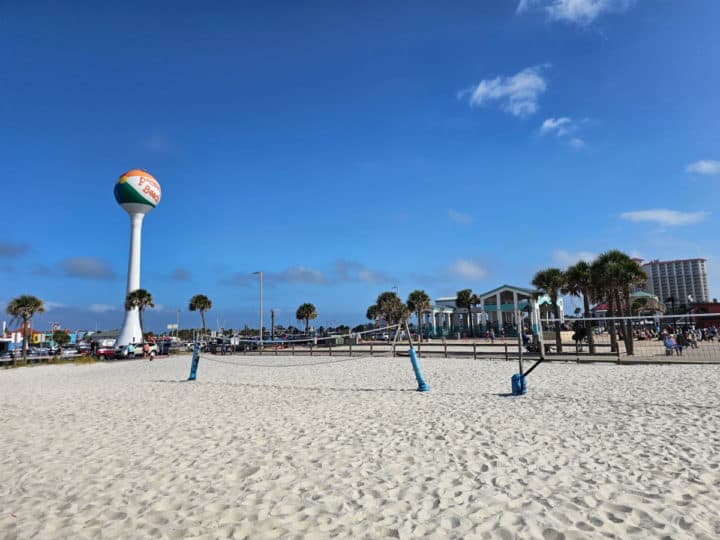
[1,354,719,539]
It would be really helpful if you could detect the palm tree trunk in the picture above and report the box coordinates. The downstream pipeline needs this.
[583,295,595,354]
[608,296,618,353]
[553,303,563,353]
[22,316,29,365]
[139,311,144,342]
[416,310,422,343]
[615,291,625,353]
[624,288,634,355]
[201,312,207,341]
[305,318,309,334]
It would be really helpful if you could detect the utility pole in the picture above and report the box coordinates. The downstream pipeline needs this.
[271,309,275,341]
[253,271,263,350]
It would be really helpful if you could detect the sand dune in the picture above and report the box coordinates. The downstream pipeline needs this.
[1,355,719,539]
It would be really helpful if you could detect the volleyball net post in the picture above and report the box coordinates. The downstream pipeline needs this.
[187,344,200,381]
[511,297,545,395]
[404,320,429,392]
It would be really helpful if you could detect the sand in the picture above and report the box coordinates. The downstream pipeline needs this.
[1,354,719,539]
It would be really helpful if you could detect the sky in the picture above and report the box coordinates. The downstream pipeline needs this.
[1,0,719,333]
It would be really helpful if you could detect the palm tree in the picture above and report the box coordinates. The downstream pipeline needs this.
[189,294,212,341]
[590,256,619,353]
[125,289,155,341]
[296,303,318,334]
[366,304,379,324]
[562,261,596,353]
[6,295,45,366]
[592,250,646,355]
[532,268,565,352]
[470,293,481,337]
[406,289,431,342]
[375,291,409,328]
[455,289,474,337]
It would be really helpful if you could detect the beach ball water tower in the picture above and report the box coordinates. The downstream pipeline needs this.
[114,169,161,347]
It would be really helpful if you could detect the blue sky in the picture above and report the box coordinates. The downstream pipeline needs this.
[1,0,719,333]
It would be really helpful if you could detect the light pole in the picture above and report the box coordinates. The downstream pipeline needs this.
[176,309,180,339]
[253,271,263,350]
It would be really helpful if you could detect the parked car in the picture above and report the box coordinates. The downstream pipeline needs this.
[31,346,50,356]
[115,344,137,359]
[47,345,61,356]
[61,347,80,357]
[95,346,116,359]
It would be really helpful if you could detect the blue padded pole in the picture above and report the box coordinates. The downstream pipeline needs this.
[188,344,200,381]
[408,347,430,392]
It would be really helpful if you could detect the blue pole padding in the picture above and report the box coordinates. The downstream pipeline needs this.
[188,345,200,381]
[511,373,527,395]
[408,347,430,392]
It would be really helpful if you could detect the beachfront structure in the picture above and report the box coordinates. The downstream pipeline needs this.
[114,169,162,347]
[424,284,558,338]
[590,290,666,317]
[640,258,709,307]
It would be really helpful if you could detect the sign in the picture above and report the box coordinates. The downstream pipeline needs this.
[167,324,178,330]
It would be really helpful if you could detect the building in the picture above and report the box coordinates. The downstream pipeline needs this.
[640,258,709,308]
[424,284,557,338]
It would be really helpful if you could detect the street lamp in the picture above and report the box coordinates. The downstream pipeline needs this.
[253,271,263,350]
[392,285,400,298]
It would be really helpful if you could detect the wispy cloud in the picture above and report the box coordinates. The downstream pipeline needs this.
[539,117,586,148]
[170,268,191,281]
[458,64,549,118]
[276,266,326,284]
[540,117,573,136]
[32,265,53,276]
[621,209,710,227]
[686,160,720,176]
[44,301,66,312]
[144,135,171,152]
[552,249,597,266]
[517,0,636,25]
[60,257,116,280]
[0,242,29,258]
[223,261,391,287]
[89,304,119,313]
[448,209,473,225]
[1,264,15,273]
[448,259,488,280]
[335,260,390,284]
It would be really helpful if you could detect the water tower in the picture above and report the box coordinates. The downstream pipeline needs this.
[114,169,162,347]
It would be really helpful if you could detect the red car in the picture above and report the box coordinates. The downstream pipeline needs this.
[95,346,116,359]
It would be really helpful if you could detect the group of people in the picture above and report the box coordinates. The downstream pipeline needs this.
[661,325,717,356]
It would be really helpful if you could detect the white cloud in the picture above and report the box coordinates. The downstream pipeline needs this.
[448,209,473,225]
[458,65,549,118]
[540,117,573,136]
[517,0,636,25]
[539,118,587,148]
[552,249,597,266]
[449,259,488,280]
[44,301,66,312]
[89,304,118,313]
[686,160,720,175]
[621,209,710,226]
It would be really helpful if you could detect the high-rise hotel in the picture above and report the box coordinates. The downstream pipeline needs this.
[640,258,709,306]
